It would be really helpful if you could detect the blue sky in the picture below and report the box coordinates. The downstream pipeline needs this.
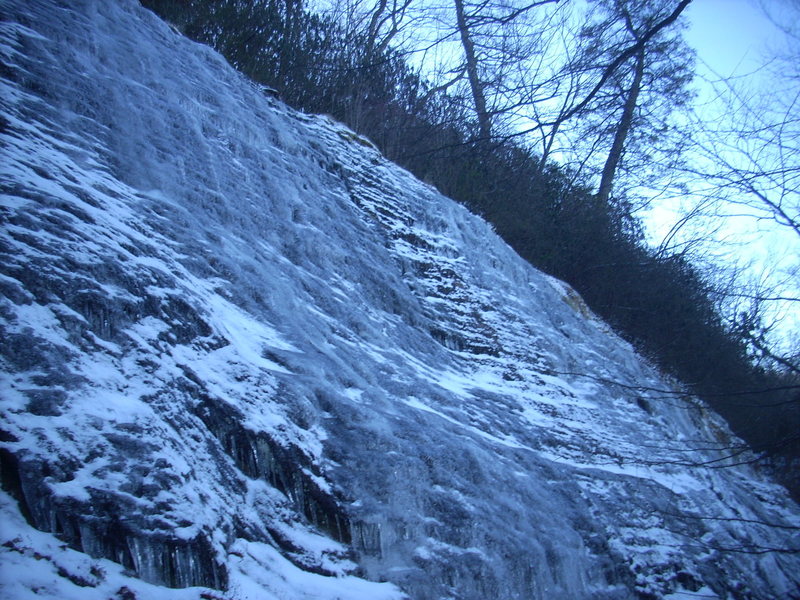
[665,0,799,349]
[684,0,777,78]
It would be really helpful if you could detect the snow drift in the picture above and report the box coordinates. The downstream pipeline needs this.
[1,1,799,598]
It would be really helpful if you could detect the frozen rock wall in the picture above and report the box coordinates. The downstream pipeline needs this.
[1,1,799,599]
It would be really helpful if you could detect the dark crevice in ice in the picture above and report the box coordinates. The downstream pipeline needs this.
[191,394,352,545]
[0,448,227,590]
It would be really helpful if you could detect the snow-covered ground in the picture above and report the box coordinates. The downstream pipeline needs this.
[1,1,798,598]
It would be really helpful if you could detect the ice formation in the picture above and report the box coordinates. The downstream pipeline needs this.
[1,1,799,598]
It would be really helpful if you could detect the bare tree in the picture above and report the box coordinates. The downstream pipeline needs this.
[561,0,695,205]
[452,0,492,140]
[446,0,562,142]
[671,0,800,372]
[689,78,800,239]
[596,40,645,205]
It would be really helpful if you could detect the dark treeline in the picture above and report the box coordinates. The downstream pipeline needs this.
[141,0,799,498]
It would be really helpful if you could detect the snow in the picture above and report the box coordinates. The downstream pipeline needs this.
[0,489,401,600]
[0,0,799,599]
[0,491,208,600]
[228,539,405,600]
[663,587,720,599]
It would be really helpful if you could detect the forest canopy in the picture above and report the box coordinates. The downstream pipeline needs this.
[140,0,799,498]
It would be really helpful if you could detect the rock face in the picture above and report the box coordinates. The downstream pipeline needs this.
[0,1,798,599]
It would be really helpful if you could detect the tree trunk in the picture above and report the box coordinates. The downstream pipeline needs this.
[596,46,645,204]
[453,0,492,141]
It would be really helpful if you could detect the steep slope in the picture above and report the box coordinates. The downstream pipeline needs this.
[0,1,798,599]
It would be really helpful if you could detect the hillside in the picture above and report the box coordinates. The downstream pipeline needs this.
[0,1,798,598]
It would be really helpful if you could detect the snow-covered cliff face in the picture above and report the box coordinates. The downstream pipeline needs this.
[0,1,798,598]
